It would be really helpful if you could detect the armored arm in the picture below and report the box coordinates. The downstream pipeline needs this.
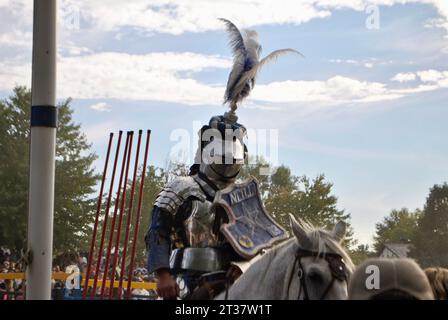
[146,206,173,273]
[146,176,206,274]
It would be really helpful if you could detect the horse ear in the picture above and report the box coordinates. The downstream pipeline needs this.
[332,220,347,243]
[289,214,311,249]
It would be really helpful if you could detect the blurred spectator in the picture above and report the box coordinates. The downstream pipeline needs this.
[64,263,82,300]
[424,267,448,300]
[349,258,434,300]
[131,276,150,300]
[2,260,10,273]
[15,262,23,272]
[0,249,156,300]
[0,247,11,263]
[52,265,64,300]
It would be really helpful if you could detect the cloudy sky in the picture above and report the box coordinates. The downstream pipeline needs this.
[1,0,447,246]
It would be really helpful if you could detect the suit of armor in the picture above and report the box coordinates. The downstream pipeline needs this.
[146,19,298,299]
[146,114,250,298]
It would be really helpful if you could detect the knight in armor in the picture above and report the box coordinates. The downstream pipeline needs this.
[146,113,250,299]
[145,19,299,300]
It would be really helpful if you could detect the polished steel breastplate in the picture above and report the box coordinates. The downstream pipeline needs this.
[184,198,220,247]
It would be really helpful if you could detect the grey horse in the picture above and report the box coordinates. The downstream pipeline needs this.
[216,215,354,300]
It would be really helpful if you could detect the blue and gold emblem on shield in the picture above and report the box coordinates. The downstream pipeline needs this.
[212,177,288,259]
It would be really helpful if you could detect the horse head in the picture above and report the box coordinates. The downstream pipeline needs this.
[289,214,355,300]
[215,215,354,300]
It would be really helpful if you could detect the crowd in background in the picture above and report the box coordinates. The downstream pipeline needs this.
[0,248,25,300]
[0,247,156,300]
[2,246,448,300]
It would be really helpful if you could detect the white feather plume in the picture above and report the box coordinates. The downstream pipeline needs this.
[219,18,303,112]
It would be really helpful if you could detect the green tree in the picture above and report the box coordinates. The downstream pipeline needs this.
[0,87,30,250]
[239,156,273,195]
[373,208,420,254]
[240,161,354,246]
[349,244,374,266]
[0,86,98,253]
[411,183,448,267]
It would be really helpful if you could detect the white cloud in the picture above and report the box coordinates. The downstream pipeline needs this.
[391,69,448,87]
[251,76,398,105]
[54,53,446,107]
[58,42,92,56]
[1,50,447,109]
[56,52,230,105]
[90,102,111,112]
[424,17,448,38]
[423,0,448,34]
[0,0,32,50]
[251,68,448,106]
[328,58,392,69]
[1,0,448,44]
[71,0,448,36]
[0,60,31,90]
[0,29,32,48]
[0,51,229,104]
[417,69,448,82]
[78,0,331,35]
[391,72,417,82]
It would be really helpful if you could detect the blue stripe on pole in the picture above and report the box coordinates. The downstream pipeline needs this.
[31,105,58,127]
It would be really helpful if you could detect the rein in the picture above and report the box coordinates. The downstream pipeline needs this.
[293,248,348,300]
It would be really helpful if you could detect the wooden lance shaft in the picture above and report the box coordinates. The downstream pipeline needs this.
[117,130,142,299]
[126,130,151,298]
[108,132,134,298]
[100,132,131,297]
[91,131,123,298]
[82,133,113,299]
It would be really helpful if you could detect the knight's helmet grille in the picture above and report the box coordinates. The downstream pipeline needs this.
[189,113,248,175]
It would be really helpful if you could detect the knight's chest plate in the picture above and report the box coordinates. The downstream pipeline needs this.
[184,199,219,247]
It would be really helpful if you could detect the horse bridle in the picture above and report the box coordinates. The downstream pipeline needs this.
[294,248,349,300]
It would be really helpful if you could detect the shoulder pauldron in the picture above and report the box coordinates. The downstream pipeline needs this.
[154,176,206,215]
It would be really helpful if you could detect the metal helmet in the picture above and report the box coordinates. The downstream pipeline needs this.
[191,111,247,182]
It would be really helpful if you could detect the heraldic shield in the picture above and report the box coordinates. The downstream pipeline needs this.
[212,177,288,259]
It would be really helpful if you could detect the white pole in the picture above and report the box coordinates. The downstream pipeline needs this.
[26,0,57,300]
